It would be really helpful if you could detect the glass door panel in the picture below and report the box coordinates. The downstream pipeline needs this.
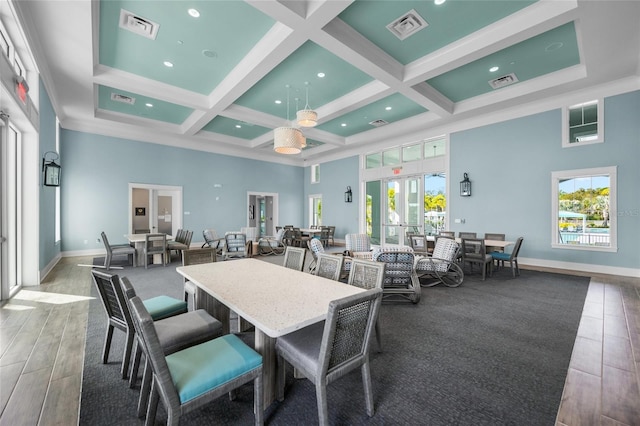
[365,181,381,245]
[383,176,423,246]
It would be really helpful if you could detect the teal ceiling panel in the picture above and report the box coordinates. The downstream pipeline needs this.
[97,85,193,124]
[317,93,427,137]
[202,116,270,140]
[339,0,536,65]
[99,0,274,94]
[427,22,580,102]
[234,41,373,120]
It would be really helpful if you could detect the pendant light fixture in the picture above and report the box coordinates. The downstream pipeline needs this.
[296,81,318,127]
[274,85,304,154]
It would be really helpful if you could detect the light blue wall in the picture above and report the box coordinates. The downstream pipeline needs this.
[304,155,359,240]
[60,130,304,251]
[39,78,59,268]
[450,90,640,269]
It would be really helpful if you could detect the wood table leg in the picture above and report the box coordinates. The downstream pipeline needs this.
[254,329,277,408]
[195,288,231,334]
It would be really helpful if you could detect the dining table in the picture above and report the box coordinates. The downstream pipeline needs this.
[176,258,364,408]
[126,233,173,266]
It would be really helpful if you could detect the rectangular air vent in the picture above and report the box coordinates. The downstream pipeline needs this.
[386,9,428,41]
[488,73,519,90]
[119,9,160,40]
[110,93,136,105]
[369,119,389,127]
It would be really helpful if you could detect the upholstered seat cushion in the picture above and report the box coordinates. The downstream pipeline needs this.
[166,334,262,403]
[155,309,223,355]
[275,321,325,375]
[143,296,188,321]
[490,251,511,261]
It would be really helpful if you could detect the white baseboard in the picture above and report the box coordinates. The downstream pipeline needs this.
[38,253,62,285]
[519,257,640,278]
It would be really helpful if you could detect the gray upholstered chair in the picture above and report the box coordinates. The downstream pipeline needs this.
[101,231,136,269]
[201,228,224,255]
[276,288,383,425]
[144,233,168,268]
[292,228,310,248]
[283,246,306,271]
[415,237,464,287]
[319,227,331,247]
[328,226,335,246]
[461,238,493,280]
[484,232,507,263]
[128,296,263,426]
[313,253,343,281]
[458,232,477,239]
[373,248,421,303]
[181,247,216,306]
[167,229,193,262]
[223,232,248,260]
[347,258,386,352]
[490,237,524,278]
[438,231,455,238]
[408,234,431,256]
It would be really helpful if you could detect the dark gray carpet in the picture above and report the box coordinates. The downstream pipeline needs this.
[80,256,589,425]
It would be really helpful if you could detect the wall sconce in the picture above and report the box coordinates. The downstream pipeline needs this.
[42,151,61,187]
[460,173,471,197]
[345,186,353,203]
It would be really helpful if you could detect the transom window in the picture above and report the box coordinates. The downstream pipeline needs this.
[365,136,446,169]
[562,100,604,147]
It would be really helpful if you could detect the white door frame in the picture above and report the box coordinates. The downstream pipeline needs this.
[129,183,183,236]
[247,191,278,236]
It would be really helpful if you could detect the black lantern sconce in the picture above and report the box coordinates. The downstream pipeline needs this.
[42,151,61,187]
[345,186,353,203]
[460,173,471,197]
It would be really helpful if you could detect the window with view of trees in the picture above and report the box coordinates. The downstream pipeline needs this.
[552,167,616,251]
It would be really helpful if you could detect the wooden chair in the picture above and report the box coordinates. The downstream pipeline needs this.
[490,237,524,278]
[461,238,493,280]
[276,289,383,425]
[144,233,168,268]
[101,231,136,269]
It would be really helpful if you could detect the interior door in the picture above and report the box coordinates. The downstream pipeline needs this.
[383,176,423,246]
[0,118,20,300]
[129,184,182,236]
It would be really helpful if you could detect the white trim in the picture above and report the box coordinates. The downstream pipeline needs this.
[561,98,604,148]
[39,252,61,283]
[519,257,639,279]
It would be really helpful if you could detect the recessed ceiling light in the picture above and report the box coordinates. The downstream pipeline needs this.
[545,42,564,52]
[317,72,325,78]
[188,8,200,18]
[145,103,153,107]
[163,61,174,67]
[341,123,347,127]
[434,0,446,5]
[235,124,241,129]
[177,40,183,45]
[489,66,499,72]
[275,100,282,104]
[385,106,392,111]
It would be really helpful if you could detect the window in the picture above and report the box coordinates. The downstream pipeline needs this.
[0,29,9,58]
[365,152,381,169]
[551,166,616,252]
[311,164,320,183]
[402,143,421,163]
[424,137,446,159]
[382,148,400,166]
[562,100,604,147]
[309,195,322,226]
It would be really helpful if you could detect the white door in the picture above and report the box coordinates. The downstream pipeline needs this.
[0,117,20,300]
[129,184,182,236]
[382,176,423,246]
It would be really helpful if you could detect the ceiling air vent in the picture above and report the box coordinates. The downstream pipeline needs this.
[369,119,389,127]
[386,9,428,41]
[110,93,136,105]
[488,73,519,90]
[119,9,160,40]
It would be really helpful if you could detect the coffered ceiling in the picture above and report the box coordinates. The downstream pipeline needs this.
[14,0,640,164]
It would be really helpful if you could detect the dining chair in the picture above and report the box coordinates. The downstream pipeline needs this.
[144,233,168,268]
[484,232,507,262]
[283,246,306,271]
[374,248,421,304]
[319,226,331,247]
[347,259,386,352]
[328,226,335,247]
[313,253,343,281]
[458,232,477,239]
[292,228,310,248]
[461,238,493,281]
[167,229,193,262]
[490,237,524,278]
[119,276,223,417]
[438,231,455,238]
[181,247,216,306]
[307,238,325,272]
[128,296,264,426]
[276,288,383,426]
[101,231,137,269]
[408,234,431,256]
[90,270,189,380]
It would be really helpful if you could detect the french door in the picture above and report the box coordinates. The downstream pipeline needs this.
[382,176,423,246]
[1,117,20,300]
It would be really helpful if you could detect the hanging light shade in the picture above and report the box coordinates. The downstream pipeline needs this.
[297,82,318,127]
[274,126,304,154]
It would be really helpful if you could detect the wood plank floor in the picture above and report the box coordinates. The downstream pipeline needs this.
[0,257,638,425]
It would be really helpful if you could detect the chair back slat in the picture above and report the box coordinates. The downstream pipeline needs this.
[183,247,216,265]
[91,270,130,326]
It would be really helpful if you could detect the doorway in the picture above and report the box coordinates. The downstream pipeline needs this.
[129,184,183,236]
[383,176,423,246]
[247,192,278,237]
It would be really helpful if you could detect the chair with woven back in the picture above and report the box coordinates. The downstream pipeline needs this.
[307,238,325,272]
[181,247,216,306]
[347,258,386,352]
[313,253,343,281]
[223,232,248,260]
[283,246,306,271]
[373,247,421,304]
[127,295,263,425]
[201,229,224,255]
[415,237,464,287]
[275,288,383,425]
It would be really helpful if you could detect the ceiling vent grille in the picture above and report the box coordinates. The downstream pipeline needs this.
[110,93,136,105]
[369,119,389,127]
[119,9,160,40]
[386,9,428,41]
[488,73,519,90]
